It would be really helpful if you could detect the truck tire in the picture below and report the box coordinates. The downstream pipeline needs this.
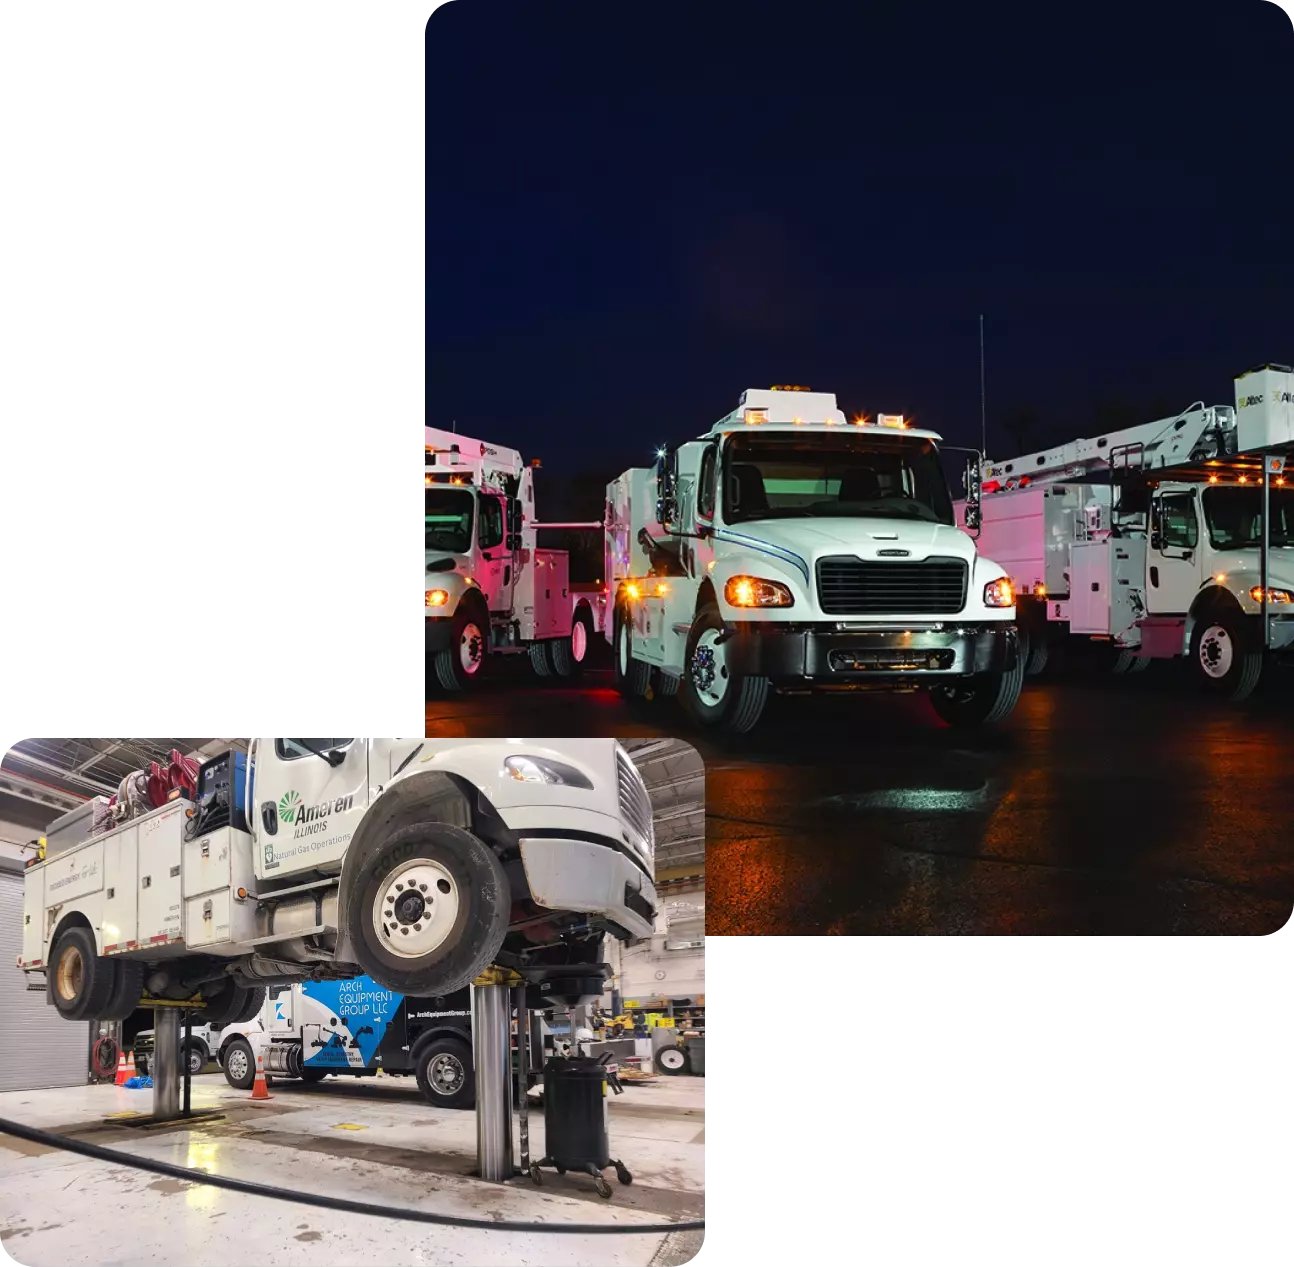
[1190,607,1264,701]
[184,1043,208,1076]
[201,980,265,1026]
[551,609,593,678]
[929,659,1025,728]
[100,958,144,1022]
[222,1037,256,1090]
[1024,635,1049,677]
[529,641,553,677]
[1109,648,1150,674]
[343,821,510,996]
[613,603,651,699]
[435,601,488,692]
[299,1067,328,1083]
[49,926,116,1021]
[679,602,770,733]
[413,1034,475,1109]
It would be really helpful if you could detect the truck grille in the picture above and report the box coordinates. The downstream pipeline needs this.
[816,556,968,615]
[616,748,654,858]
[134,1033,154,1056]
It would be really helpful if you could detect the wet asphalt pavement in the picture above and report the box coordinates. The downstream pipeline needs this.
[425,652,1294,935]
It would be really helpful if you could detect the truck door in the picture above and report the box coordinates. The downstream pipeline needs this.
[1147,490,1203,614]
[251,739,370,879]
[476,491,514,614]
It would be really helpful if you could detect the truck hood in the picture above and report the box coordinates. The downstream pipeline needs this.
[723,517,977,564]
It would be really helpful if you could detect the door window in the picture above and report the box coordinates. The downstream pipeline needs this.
[478,496,505,549]
[697,445,717,520]
[275,739,353,761]
[1158,494,1198,550]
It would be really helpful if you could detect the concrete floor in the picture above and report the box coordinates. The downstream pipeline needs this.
[426,651,1294,935]
[0,1073,704,1267]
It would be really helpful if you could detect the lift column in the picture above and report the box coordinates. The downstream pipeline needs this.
[472,971,516,1182]
[151,1007,182,1120]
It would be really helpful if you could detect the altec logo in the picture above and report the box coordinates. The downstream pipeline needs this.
[1239,394,1264,408]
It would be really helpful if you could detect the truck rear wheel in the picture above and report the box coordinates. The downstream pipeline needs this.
[680,602,770,733]
[100,958,144,1022]
[1191,607,1263,701]
[435,602,488,691]
[201,980,266,1026]
[551,609,593,678]
[614,603,651,699]
[929,660,1025,728]
[49,926,116,1021]
[529,641,553,676]
[414,1034,475,1109]
[344,821,509,996]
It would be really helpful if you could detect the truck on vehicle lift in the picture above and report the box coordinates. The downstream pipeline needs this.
[424,428,606,691]
[19,739,658,1031]
[952,364,1294,700]
[602,386,1022,732]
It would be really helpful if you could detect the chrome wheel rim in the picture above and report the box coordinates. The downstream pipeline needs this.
[428,1051,466,1095]
[227,1047,249,1082]
[690,629,728,707]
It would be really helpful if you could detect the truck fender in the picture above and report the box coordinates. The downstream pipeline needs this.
[1186,585,1248,652]
[333,772,475,962]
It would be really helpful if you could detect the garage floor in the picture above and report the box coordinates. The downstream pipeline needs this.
[0,1073,704,1267]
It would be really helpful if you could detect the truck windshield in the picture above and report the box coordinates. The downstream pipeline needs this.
[722,433,954,526]
[425,487,475,553]
[1202,486,1294,548]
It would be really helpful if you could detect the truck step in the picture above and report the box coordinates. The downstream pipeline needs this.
[254,876,340,903]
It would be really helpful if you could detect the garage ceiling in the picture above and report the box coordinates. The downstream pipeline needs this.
[620,738,705,878]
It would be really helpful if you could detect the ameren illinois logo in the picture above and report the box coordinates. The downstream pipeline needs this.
[280,790,355,836]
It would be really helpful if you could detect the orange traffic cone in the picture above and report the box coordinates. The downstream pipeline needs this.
[114,1050,130,1086]
[249,1051,273,1102]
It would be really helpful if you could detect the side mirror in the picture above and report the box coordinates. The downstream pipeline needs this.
[1150,531,1162,551]
[962,455,982,534]
[964,502,981,531]
[655,450,678,526]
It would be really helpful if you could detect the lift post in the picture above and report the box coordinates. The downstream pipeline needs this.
[151,1007,181,1120]
[472,974,515,1183]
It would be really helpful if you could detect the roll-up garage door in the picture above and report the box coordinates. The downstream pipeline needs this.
[0,863,90,1091]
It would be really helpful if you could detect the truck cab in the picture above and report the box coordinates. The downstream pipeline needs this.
[424,429,603,690]
[605,387,1021,731]
[21,739,658,1030]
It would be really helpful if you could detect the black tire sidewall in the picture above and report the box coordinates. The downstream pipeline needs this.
[50,926,115,1021]
[344,822,509,996]
[413,1035,475,1109]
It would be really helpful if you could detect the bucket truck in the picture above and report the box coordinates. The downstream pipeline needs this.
[18,739,657,1028]
[953,364,1294,700]
[602,386,1022,732]
[425,429,606,690]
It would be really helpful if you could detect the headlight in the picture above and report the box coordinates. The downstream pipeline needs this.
[503,755,594,789]
[724,575,794,608]
[983,577,1014,608]
[1249,586,1293,604]
[425,589,449,608]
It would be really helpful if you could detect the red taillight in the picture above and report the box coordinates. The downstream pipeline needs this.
[981,479,1001,494]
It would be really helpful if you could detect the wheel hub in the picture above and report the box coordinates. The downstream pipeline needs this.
[428,1052,465,1094]
[56,946,83,1002]
[227,1048,248,1081]
[572,620,587,662]
[460,623,484,674]
[373,859,459,960]
[690,631,728,705]
[1199,625,1232,679]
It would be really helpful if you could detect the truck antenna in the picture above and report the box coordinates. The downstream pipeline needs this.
[979,313,987,458]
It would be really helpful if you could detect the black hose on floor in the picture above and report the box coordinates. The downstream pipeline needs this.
[0,1116,703,1235]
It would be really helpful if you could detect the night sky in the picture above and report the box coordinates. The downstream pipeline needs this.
[428,0,1293,506]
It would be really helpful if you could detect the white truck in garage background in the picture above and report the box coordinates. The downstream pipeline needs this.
[19,739,658,1028]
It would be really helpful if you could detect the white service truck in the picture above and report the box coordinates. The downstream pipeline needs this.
[19,739,658,1029]
[425,428,606,690]
[954,364,1294,700]
[602,386,1022,732]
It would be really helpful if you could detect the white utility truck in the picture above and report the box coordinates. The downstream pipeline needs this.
[954,364,1294,700]
[425,428,606,690]
[602,386,1022,732]
[19,739,658,1028]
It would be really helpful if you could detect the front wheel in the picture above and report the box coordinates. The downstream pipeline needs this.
[343,821,510,996]
[185,1044,206,1076]
[1190,608,1263,701]
[679,602,769,733]
[434,603,489,692]
[929,659,1025,728]
[613,603,651,700]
